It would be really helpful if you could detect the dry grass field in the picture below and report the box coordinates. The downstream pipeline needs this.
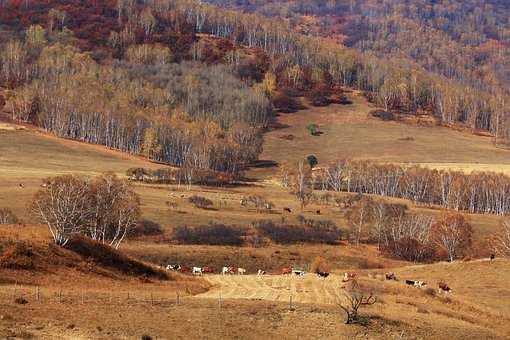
[257,93,510,176]
[2,95,510,339]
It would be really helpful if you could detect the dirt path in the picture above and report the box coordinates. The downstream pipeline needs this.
[196,274,345,305]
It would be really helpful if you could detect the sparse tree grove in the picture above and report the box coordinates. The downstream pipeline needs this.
[316,160,510,216]
[30,174,140,248]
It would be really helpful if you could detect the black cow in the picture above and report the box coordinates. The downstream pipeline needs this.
[317,271,329,279]
[406,280,426,287]
[283,207,292,213]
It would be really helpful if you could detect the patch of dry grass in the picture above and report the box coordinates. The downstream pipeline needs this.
[257,94,510,175]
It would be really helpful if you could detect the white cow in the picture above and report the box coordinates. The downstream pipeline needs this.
[292,269,305,277]
[257,269,266,276]
[237,267,246,275]
[166,264,181,271]
[192,267,203,275]
[222,267,230,275]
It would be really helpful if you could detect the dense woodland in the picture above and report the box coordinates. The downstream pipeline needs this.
[205,0,510,139]
[1,0,510,171]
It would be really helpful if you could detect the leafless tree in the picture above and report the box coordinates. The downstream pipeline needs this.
[292,160,313,211]
[346,196,374,246]
[339,280,377,324]
[489,219,510,257]
[431,213,472,262]
[30,174,140,248]
[30,175,92,246]
[88,173,140,249]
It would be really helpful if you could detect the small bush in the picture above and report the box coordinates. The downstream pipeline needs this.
[14,297,28,305]
[338,95,353,105]
[306,123,320,136]
[188,195,213,209]
[254,220,341,244]
[369,109,395,121]
[424,288,437,297]
[244,195,273,212]
[173,223,245,246]
[306,85,331,107]
[306,155,318,168]
[0,208,18,224]
[272,90,302,113]
[130,219,163,237]
[126,167,151,180]
[0,242,34,270]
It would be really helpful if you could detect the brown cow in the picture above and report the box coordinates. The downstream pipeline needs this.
[385,272,398,281]
[281,267,292,275]
[342,272,357,282]
[438,282,452,294]
[202,267,215,274]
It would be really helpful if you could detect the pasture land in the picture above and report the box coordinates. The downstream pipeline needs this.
[0,121,505,241]
[2,103,510,339]
[257,93,510,176]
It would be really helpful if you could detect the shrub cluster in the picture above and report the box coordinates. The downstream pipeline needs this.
[130,219,164,238]
[253,220,341,244]
[126,167,236,186]
[0,242,34,270]
[188,195,214,209]
[173,223,245,246]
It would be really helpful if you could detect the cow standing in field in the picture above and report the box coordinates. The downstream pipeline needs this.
[317,271,329,279]
[406,280,427,288]
[342,272,357,282]
[237,267,246,275]
[166,264,181,271]
[438,282,452,294]
[281,267,292,275]
[292,269,305,277]
[202,267,214,274]
[192,267,203,276]
[385,272,398,281]
[257,269,266,276]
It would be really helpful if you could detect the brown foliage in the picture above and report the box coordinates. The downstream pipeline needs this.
[431,213,473,262]
[173,223,245,246]
[0,242,34,270]
[65,235,167,280]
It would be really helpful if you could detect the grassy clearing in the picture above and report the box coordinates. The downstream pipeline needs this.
[257,93,510,176]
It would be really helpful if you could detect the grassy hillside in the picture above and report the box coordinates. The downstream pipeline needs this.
[1,96,506,241]
[259,93,510,175]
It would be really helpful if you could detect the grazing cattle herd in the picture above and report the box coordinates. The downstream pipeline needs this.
[162,264,453,294]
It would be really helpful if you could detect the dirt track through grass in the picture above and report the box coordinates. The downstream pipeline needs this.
[197,274,345,305]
